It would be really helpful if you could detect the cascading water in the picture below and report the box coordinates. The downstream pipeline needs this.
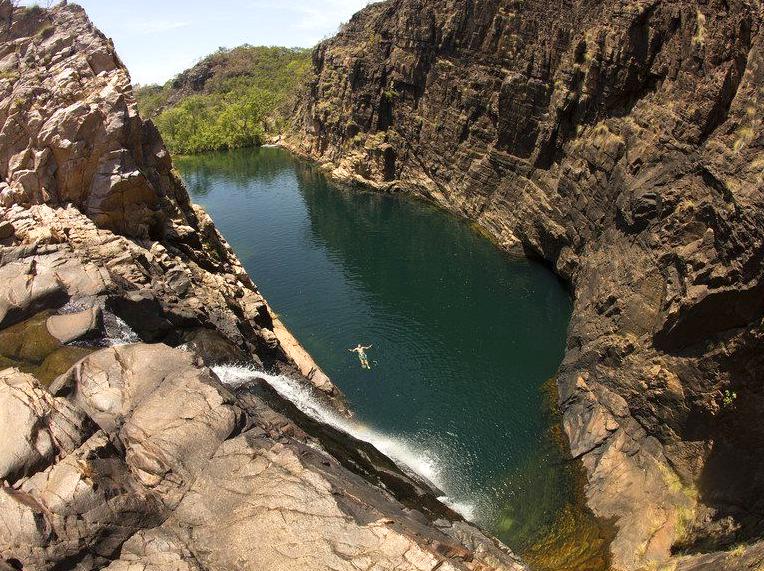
[103,314,140,345]
[214,364,478,520]
[176,147,575,555]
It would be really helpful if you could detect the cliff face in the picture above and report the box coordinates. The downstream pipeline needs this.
[287,0,764,568]
[0,3,528,570]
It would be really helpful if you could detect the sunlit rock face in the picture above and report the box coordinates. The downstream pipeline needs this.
[0,2,531,570]
[287,0,764,568]
[0,3,164,237]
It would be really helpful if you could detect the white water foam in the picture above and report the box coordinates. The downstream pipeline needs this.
[103,315,140,346]
[213,364,476,521]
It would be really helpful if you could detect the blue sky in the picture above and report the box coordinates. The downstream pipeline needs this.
[30,1,373,85]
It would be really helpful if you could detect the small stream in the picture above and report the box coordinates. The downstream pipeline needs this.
[176,147,605,566]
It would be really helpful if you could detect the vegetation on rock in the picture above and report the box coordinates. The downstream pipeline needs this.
[135,45,311,154]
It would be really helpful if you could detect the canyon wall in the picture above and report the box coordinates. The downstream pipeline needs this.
[0,3,528,570]
[286,0,764,568]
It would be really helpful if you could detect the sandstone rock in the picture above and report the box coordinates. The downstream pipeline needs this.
[179,327,248,366]
[0,368,90,484]
[2,430,164,569]
[2,343,528,570]
[0,260,68,328]
[1,344,243,569]
[167,434,463,571]
[119,358,243,508]
[0,4,162,238]
[675,540,764,570]
[287,0,764,566]
[271,313,342,400]
[130,398,526,571]
[104,529,203,571]
[46,306,102,343]
[0,221,13,240]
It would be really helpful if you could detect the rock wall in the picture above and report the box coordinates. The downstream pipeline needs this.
[286,0,764,568]
[0,2,528,570]
[0,0,336,392]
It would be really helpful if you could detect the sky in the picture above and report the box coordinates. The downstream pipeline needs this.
[26,1,373,85]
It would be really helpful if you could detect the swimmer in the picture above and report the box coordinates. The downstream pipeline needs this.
[349,344,373,369]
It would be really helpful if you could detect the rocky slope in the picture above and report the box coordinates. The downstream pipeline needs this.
[286,0,764,568]
[0,2,528,570]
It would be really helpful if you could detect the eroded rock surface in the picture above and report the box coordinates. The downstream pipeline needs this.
[0,344,527,571]
[0,0,336,398]
[0,368,90,483]
[287,0,764,567]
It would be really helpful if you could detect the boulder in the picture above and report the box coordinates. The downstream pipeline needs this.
[104,529,202,571]
[46,306,103,343]
[2,344,244,569]
[0,261,68,328]
[0,369,90,484]
[1,431,164,569]
[179,327,248,366]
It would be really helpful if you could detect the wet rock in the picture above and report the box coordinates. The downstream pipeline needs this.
[0,311,96,386]
[0,312,61,364]
[179,327,248,366]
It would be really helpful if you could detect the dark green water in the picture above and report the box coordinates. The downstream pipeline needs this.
[176,147,574,553]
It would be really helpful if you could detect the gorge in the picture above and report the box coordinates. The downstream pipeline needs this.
[175,147,578,564]
[286,0,764,568]
[0,3,528,570]
[1,0,763,570]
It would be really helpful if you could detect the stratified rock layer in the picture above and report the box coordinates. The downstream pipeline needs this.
[286,0,764,568]
[0,2,528,570]
[0,0,336,397]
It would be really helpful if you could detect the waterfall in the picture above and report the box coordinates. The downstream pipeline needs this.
[103,313,140,345]
[213,364,477,521]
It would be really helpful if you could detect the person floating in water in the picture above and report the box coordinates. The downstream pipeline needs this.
[349,344,373,369]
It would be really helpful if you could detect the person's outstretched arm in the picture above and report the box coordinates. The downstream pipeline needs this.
[364,345,373,349]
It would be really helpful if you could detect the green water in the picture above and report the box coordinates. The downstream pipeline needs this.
[176,147,575,555]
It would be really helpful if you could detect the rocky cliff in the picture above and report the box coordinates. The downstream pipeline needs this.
[0,3,528,570]
[286,0,764,568]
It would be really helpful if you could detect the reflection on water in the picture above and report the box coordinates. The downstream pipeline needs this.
[176,147,607,567]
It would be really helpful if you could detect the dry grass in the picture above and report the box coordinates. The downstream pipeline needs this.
[693,9,707,48]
